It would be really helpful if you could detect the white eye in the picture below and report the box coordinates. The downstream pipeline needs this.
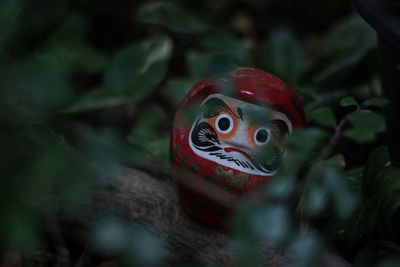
[215,114,233,134]
[254,127,270,146]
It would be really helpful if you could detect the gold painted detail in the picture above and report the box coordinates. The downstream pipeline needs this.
[213,165,249,188]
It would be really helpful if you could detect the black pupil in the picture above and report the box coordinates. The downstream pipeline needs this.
[256,129,269,143]
[218,117,230,131]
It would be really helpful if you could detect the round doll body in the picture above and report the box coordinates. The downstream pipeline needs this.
[170,67,306,226]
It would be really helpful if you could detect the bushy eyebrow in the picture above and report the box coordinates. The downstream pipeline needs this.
[269,119,289,141]
[201,98,241,119]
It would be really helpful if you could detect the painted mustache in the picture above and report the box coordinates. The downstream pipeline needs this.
[191,121,281,173]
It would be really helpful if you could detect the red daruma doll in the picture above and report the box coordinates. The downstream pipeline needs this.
[170,67,306,227]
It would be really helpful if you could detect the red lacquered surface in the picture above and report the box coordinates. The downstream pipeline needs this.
[170,67,306,227]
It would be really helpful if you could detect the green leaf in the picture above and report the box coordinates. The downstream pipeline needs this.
[303,184,328,215]
[327,154,346,169]
[105,36,172,96]
[309,107,337,128]
[259,29,305,84]
[45,13,109,73]
[1,53,74,119]
[340,96,359,107]
[136,1,209,34]
[3,0,69,50]
[347,110,386,132]
[379,257,400,267]
[284,128,328,173]
[185,30,251,79]
[167,78,197,104]
[356,147,400,235]
[362,97,389,107]
[314,16,377,87]
[127,110,170,160]
[47,12,89,45]
[355,243,400,267]
[0,0,23,42]
[318,16,376,58]
[323,166,359,219]
[63,88,133,113]
[201,29,251,66]
[363,146,396,200]
[186,50,240,79]
[66,37,173,112]
[287,233,322,267]
[344,128,375,143]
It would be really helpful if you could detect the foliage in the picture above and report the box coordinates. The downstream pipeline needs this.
[0,0,399,266]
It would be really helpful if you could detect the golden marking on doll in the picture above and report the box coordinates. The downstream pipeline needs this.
[212,165,249,188]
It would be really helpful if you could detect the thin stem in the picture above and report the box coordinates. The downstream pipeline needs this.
[320,117,348,160]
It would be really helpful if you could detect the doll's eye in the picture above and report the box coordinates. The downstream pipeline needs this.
[215,114,233,134]
[254,127,270,146]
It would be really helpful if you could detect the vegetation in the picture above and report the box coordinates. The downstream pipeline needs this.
[1,0,399,266]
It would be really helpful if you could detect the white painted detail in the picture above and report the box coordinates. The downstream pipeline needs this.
[188,94,293,176]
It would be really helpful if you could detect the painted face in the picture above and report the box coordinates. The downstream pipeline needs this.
[189,94,292,176]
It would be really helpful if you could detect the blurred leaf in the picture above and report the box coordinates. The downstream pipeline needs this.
[250,205,291,244]
[127,110,169,160]
[346,147,400,239]
[186,50,239,79]
[344,128,375,143]
[105,36,172,95]
[62,88,131,113]
[327,154,346,169]
[136,1,209,34]
[314,16,377,86]
[167,77,197,104]
[0,0,69,59]
[65,36,172,112]
[51,42,109,73]
[340,96,359,108]
[44,13,108,73]
[287,233,322,267]
[314,47,374,86]
[125,228,166,266]
[363,147,400,219]
[378,257,400,267]
[92,217,166,266]
[48,12,89,45]
[355,243,400,267]
[91,217,129,255]
[5,211,40,253]
[363,147,391,194]
[78,128,146,170]
[344,110,385,143]
[267,174,294,199]
[186,31,250,79]
[18,0,69,35]
[259,29,305,83]
[284,128,328,173]
[201,29,251,65]
[362,97,389,107]
[323,166,359,219]
[309,107,336,128]
[0,53,74,119]
[232,240,265,267]
[354,245,382,267]
[303,184,328,216]
[318,16,376,59]
[0,0,23,43]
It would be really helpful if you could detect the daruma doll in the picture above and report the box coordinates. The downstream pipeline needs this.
[170,67,306,226]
